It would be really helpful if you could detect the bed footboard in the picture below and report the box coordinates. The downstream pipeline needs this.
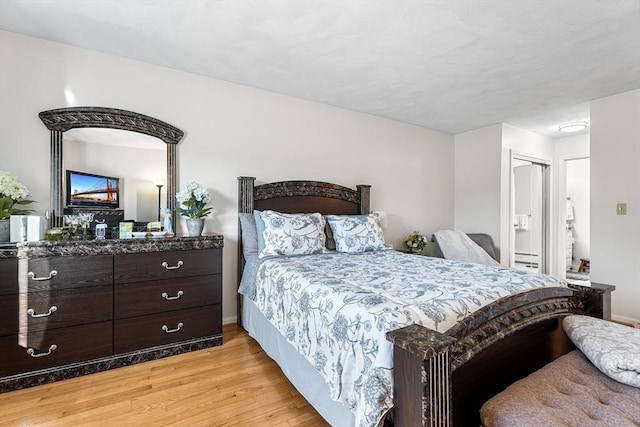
[387,285,609,427]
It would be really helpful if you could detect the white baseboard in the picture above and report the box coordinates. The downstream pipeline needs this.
[612,314,640,327]
[223,315,238,325]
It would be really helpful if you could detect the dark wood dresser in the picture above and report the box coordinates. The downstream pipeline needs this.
[0,235,223,392]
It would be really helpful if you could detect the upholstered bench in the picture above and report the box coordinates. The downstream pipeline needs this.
[481,316,640,427]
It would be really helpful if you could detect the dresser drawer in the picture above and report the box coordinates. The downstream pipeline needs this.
[114,305,222,353]
[0,258,18,295]
[0,293,18,337]
[114,249,221,284]
[0,285,113,337]
[19,255,113,292]
[0,321,113,377]
[114,274,221,319]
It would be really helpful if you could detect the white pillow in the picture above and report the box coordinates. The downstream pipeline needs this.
[258,210,327,258]
[326,214,387,253]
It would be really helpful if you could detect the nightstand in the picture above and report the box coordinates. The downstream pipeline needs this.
[568,282,615,320]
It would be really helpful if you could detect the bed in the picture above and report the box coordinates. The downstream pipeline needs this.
[236,177,607,427]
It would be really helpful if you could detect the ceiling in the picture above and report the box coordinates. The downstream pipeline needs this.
[1,1,639,138]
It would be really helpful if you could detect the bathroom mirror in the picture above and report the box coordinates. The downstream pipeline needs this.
[39,107,184,228]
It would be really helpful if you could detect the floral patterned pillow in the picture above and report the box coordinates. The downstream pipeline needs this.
[326,214,388,253]
[258,210,327,258]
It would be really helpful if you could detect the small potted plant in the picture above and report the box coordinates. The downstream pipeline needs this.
[176,181,212,237]
[405,231,427,253]
[0,171,35,242]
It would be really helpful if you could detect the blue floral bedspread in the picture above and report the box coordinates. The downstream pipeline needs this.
[239,250,566,427]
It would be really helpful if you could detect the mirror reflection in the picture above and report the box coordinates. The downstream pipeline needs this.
[64,128,166,223]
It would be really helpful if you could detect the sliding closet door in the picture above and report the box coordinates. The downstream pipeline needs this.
[511,157,550,273]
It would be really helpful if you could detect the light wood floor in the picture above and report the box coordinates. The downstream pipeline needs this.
[0,324,329,426]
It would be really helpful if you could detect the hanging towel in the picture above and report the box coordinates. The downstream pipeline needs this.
[566,197,575,221]
[515,214,529,231]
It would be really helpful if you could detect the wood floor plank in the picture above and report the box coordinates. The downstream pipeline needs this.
[0,324,329,426]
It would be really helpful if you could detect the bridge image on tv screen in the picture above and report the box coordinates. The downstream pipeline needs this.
[67,170,119,208]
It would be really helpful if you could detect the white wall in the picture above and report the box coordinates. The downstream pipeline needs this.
[590,89,640,323]
[0,30,454,323]
[453,124,502,257]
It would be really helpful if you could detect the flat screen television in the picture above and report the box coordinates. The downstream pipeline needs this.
[66,170,120,208]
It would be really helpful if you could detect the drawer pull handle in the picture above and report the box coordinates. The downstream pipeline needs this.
[161,261,184,270]
[28,270,58,281]
[27,305,58,318]
[162,322,184,333]
[162,291,184,301]
[27,344,57,358]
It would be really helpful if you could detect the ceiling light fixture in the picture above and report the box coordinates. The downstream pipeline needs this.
[558,121,588,132]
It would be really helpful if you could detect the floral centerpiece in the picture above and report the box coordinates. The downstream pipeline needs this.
[176,181,212,236]
[0,170,35,219]
[405,231,427,252]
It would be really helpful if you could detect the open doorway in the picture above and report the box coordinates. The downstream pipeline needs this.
[565,157,590,285]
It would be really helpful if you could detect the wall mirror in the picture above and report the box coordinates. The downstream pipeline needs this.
[39,107,184,228]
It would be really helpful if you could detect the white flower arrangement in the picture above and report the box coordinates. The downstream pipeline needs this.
[0,170,35,219]
[175,181,212,219]
[405,231,427,251]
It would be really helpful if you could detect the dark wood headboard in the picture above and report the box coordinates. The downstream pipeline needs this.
[238,177,370,215]
[236,177,371,324]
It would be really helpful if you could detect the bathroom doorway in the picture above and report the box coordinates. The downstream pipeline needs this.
[565,157,590,285]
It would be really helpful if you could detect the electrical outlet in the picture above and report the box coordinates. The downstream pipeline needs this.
[616,203,627,215]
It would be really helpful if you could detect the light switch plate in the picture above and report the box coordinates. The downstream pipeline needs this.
[616,203,627,215]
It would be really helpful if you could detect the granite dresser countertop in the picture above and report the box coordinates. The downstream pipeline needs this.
[0,234,224,259]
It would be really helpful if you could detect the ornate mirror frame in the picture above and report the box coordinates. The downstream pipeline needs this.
[38,107,184,228]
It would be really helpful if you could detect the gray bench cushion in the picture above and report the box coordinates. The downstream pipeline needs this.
[480,350,640,427]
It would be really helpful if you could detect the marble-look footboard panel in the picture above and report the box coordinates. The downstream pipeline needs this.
[0,334,222,393]
[386,286,584,427]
